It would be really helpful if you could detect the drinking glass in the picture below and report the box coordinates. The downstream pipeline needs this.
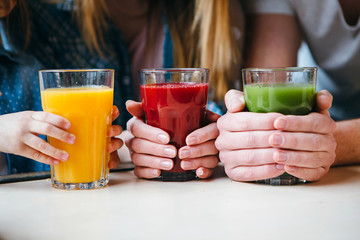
[140,68,209,181]
[39,69,114,189]
[242,67,317,185]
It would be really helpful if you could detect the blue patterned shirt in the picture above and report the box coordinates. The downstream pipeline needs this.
[0,0,222,175]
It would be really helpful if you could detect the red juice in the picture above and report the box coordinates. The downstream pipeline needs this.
[140,82,209,174]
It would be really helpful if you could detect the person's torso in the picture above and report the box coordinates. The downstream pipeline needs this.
[290,0,360,120]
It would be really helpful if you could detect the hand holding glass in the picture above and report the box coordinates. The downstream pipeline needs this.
[39,69,114,190]
[243,67,317,185]
[140,68,209,181]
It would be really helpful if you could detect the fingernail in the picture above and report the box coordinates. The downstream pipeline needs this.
[271,134,284,146]
[230,97,242,111]
[152,169,161,177]
[275,118,288,129]
[275,151,288,162]
[276,164,285,170]
[286,165,296,173]
[164,147,176,157]
[64,121,71,129]
[160,161,172,170]
[179,149,190,159]
[198,168,205,176]
[181,161,193,170]
[157,133,169,144]
[60,152,69,161]
[53,160,60,165]
[186,137,197,145]
[68,134,76,144]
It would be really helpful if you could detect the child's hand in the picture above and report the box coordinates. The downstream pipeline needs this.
[126,100,220,179]
[107,105,124,169]
[0,111,75,165]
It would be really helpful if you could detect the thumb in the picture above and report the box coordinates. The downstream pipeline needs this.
[315,90,333,116]
[224,89,246,113]
[126,100,144,119]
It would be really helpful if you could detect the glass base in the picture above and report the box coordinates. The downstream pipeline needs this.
[51,176,109,190]
[158,170,197,182]
[255,174,306,186]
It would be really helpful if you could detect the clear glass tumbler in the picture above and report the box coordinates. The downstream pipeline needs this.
[140,68,209,181]
[242,67,317,185]
[39,69,114,189]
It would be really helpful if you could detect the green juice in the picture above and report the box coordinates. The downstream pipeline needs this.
[244,83,316,115]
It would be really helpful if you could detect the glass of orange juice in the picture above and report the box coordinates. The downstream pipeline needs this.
[39,69,114,190]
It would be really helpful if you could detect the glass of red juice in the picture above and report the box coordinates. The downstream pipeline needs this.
[140,68,209,181]
[242,67,317,185]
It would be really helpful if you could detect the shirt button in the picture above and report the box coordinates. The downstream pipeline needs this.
[12,168,17,174]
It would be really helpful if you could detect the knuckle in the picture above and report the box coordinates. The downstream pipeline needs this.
[218,151,229,164]
[312,135,322,150]
[215,135,225,150]
[131,121,142,136]
[330,120,337,133]
[241,170,255,181]
[131,152,141,164]
[326,151,336,165]
[44,156,53,165]
[216,116,226,130]
[125,136,134,150]
[224,167,237,181]
[39,142,48,151]
[245,133,256,147]
[126,117,135,133]
[191,148,201,158]
[61,131,70,140]
[236,117,249,130]
[209,156,219,168]
[312,115,321,132]
[244,150,256,165]
[40,112,50,122]
[43,124,53,134]
[130,138,142,152]
[32,151,41,161]
[287,134,298,148]
[330,135,337,149]
[133,167,141,178]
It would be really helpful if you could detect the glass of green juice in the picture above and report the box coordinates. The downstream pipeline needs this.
[242,67,317,185]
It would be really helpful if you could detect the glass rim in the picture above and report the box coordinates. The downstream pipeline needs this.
[39,69,114,73]
[140,68,210,74]
[242,67,317,72]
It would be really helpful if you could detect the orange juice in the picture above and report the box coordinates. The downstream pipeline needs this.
[41,86,113,184]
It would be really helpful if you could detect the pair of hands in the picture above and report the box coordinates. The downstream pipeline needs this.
[125,100,220,179]
[215,90,337,182]
[0,106,123,169]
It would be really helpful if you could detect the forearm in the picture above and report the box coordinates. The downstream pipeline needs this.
[244,14,302,68]
[333,119,360,166]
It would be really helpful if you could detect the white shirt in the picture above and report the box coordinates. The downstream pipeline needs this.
[243,0,360,121]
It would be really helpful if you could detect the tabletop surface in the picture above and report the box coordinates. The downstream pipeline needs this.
[1,165,360,240]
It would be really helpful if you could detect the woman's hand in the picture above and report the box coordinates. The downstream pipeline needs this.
[126,100,220,179]
[107,106,124,169]
[0,111,75,165]
[216,90,336,182]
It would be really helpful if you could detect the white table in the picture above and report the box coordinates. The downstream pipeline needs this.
[1,165,360,240]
